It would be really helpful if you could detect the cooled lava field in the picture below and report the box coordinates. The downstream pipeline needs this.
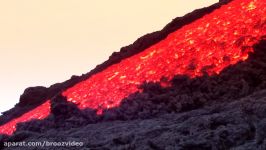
[0,0,266,149]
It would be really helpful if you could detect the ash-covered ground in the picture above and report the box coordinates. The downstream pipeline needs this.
[1,0,266,149]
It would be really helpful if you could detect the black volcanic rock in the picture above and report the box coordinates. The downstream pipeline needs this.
[2,90,266,150]
[19,86,49,106]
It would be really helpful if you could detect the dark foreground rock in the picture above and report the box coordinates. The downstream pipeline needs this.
[2,90,266,150]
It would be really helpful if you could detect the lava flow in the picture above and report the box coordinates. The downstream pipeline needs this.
[0,101,51,135]
[0,0,265,135]
[63,0,266,112]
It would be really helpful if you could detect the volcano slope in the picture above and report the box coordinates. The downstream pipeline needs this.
[1,0,266,149]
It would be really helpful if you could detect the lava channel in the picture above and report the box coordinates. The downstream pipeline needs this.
[0,0,265,135]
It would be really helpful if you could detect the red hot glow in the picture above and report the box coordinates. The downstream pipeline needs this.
[0,101,50,135]
[62,0,266,113]
[0,0,265,135]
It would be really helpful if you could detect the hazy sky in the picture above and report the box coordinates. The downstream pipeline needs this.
[0,0,217,113]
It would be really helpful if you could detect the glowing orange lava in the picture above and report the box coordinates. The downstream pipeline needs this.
[62,0,266,113]
[0,0,265,135]
[0,101,50,135]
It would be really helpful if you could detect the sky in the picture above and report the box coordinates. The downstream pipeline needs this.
[0,0,217,113]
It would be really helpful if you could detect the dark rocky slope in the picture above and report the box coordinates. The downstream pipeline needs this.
[4,89,266,150]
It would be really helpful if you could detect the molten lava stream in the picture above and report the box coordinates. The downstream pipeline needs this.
[62,0,266,113]
[0,101,51,135]
[0,0,265,135]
